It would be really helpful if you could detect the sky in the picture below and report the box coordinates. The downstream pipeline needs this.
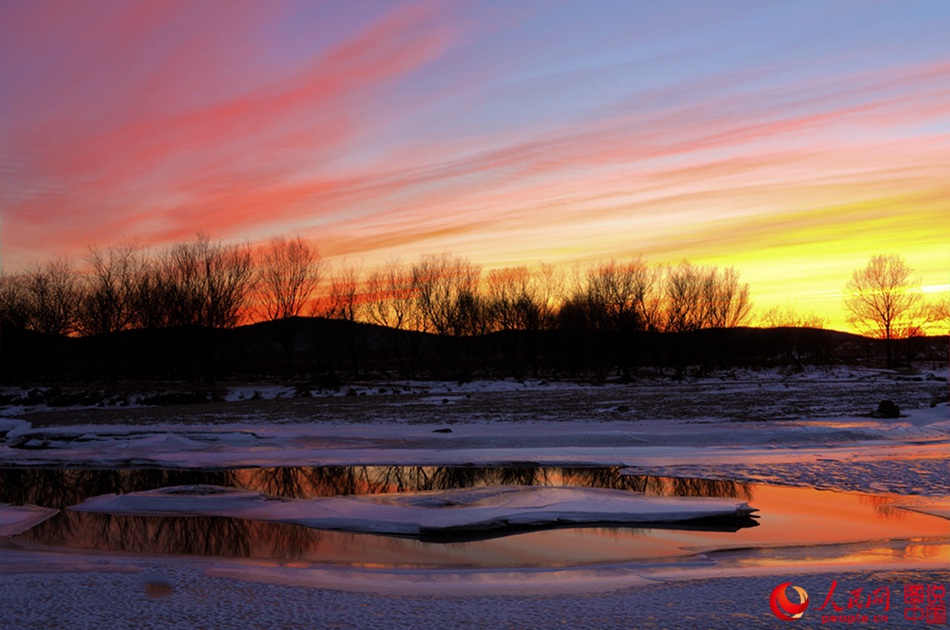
[2,0,949,331]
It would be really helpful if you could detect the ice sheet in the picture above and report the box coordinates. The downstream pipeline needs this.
[0,503,58,537]
[3,418,947,476]
[72,485,756,535]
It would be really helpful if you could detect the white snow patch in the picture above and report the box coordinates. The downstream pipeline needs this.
[223,386,295,402]
[0,418,30,433]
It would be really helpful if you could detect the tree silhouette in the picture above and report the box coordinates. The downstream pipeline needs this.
[663,261,708,333]
[931,297,950,336]
[255,235,323,321]
[844,253,923,368]
[663,262,751,332]
[9,230,877,380]
[412,253,482,337]
[76,242,143,336]
[364,258,423,375]
[365,259,418,332]
[758,303,825,329]
[253,236,324,373]
[583,257,658,332]
[163,234,255,329]
[704,266,752,329]
[320,260,372,374]
[0,272,30,328]
[321,260,362,322]
[22,258,79,336]
[484,266,542,332]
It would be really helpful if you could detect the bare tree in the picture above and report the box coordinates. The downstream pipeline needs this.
[563,257,658,376]
[663,262,751,332]
[411,253,482,337]
[663,261,707,333]
[704,266,752,329]
[322,260,363,322]
[929,297,950,336]
[363,258,423,373]
[584,257,658,332]
[0,273,30,328]
[844,254,923,367]
[129,256,167,330]
[365,259,418,331]
[532,263,564,331]
[484,266,541,332]
[319,260,368,374]
[255,236,323,321]
[77,242,144,336]
[205,239,254,329]
[149,234,254,329]
[22,258,80,336]
[151,241,205,329]
[759,303,826,329]
[485,263,564,332]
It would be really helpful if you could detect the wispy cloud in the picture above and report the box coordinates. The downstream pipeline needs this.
[2,1,948,330]
[4,1,457,253]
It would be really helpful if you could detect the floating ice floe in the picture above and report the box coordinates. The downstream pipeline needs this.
[72,485,756,535]
[0,503,58,537]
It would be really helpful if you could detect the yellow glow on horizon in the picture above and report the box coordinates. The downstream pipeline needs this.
[315,185,948,334]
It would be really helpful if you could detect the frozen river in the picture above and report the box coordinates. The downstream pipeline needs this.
[1,367,948,628]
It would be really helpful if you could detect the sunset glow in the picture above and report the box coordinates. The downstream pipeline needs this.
[3,1,949,331]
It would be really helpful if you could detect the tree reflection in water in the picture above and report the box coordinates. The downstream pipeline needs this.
[0,467,233,510]
[0,466,750,504]
[18,510,326,559]
[241,466,753,500]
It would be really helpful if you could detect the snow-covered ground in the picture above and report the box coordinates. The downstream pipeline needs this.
[0,555,946,629]
[0,366,948,628]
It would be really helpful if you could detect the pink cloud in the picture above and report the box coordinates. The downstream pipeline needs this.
[4,2,457,258]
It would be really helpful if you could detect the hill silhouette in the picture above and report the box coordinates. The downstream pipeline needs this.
[1,319,944,384]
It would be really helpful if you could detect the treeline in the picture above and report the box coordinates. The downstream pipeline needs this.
[28,234,943,381]
[1,234,758,340]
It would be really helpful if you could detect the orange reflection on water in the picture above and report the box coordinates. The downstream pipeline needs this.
[902,540,950,561]
[743,485,949,548]
[715,539,950,570]
[8,468,948,570]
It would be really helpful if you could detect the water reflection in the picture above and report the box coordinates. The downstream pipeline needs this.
[235,465,754,500]
[17,508,702,568]
[0,466,751,508]
[19,511,325,559]
[1,466,756,563]
[713,540,950,570]
[1,466,946,569]
[0,467,233,510]
[860,494,911,520]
